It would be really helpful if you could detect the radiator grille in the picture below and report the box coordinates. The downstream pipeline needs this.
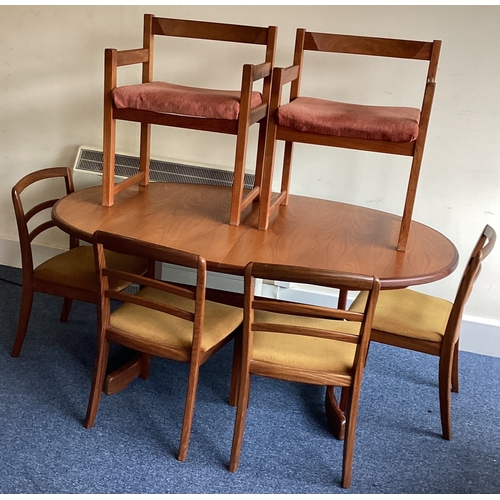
[74,147,255,189]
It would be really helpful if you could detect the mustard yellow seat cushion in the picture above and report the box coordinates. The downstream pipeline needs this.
[112,81,263,121]
[252,310,362,373]
[276,97,420,142]
[33,246,148,292]
[350,289,452,344]
[109,287,243,353]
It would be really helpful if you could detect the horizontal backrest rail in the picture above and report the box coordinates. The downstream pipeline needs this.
[304,31,434,60]
[252,322,360,344]
[252,298,364,322]
[29,220,56,243]
[152,16,270,45]
[103,268,196,300]
[105,289,195,322]
[25,199,58,222]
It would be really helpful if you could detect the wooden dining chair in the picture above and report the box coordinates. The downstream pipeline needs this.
[102,14,277,226]
[258,29,441,251]
[229,262,380,488]
[349,225,496,440]
[11,167,149,358]
[84,230,244,461]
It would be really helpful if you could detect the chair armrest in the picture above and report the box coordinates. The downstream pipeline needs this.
[115,48,150,67]
[277,64,300,87]
[249,61,273,82]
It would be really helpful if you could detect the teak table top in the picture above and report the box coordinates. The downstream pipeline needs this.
[52,182,458,289]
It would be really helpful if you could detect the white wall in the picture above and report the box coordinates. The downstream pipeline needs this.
[1,5,499,353]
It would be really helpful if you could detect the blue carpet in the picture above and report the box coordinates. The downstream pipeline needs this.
[0,264,499,494]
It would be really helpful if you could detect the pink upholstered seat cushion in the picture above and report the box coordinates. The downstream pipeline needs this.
[112,81,263,120]
[276,96,421,142]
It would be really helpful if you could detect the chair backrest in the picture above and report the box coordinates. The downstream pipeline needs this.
[244,262,381,381]
[290,29,441,114]
[93,230,207,353]
[12,167,77,276]
[142,15,277,90]
[445,225,496,349]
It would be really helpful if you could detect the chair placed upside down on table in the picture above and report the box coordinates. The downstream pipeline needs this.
[102,14,277,227]
[229,262,381,489]
[349,224,496,440]
[11,167,149,358]
[84,231,244,462]
[258,29,441,251]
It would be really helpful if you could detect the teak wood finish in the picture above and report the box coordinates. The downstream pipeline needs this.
[102,14,277,227]
[258,30,441,252]
[53,182,458,288]
[10,167,149,358]
[349,225,496,440]
[228,263,381,488]
[52,182,458,437]
[84,231,243,462]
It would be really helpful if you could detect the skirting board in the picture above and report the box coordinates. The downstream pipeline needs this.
[1,237,499,358]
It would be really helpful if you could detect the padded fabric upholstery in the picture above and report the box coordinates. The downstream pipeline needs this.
[350,288,452,343]
[112,81,263,120]
[109,287,243,352]
[34,246,148,292]
[276,97,421,142]
[252,310,361,372]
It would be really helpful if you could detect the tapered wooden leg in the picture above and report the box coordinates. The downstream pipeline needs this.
[140,353,152,380]
[229,332,242,407]
[341,386,359,489]
[177,362,201,462]
[229,371,251,472]
[11,286,34,358]
[438,354,453,440]
[84,338,110,429]
[60,298,73,323]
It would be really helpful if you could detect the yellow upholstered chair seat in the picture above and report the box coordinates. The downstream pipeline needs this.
[350,288,452,344]
[34,246,148,292]
[253,310,360,372]
[110,287,243,352]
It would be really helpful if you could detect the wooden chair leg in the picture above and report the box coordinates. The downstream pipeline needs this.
[280,141,294,206]
[11,286,34,358]
[229,370,251,472]
[84,338,110,429]
[258,116,278,231]
[397,152,424,252]
[229,332,242,407]
[60,298,73,323]
[177,362,201,462]
[140,353,152,380]
[438,354,453,440]
[341,387,360,489]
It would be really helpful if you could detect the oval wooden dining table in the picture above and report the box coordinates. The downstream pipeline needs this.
[52,181,459,440]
